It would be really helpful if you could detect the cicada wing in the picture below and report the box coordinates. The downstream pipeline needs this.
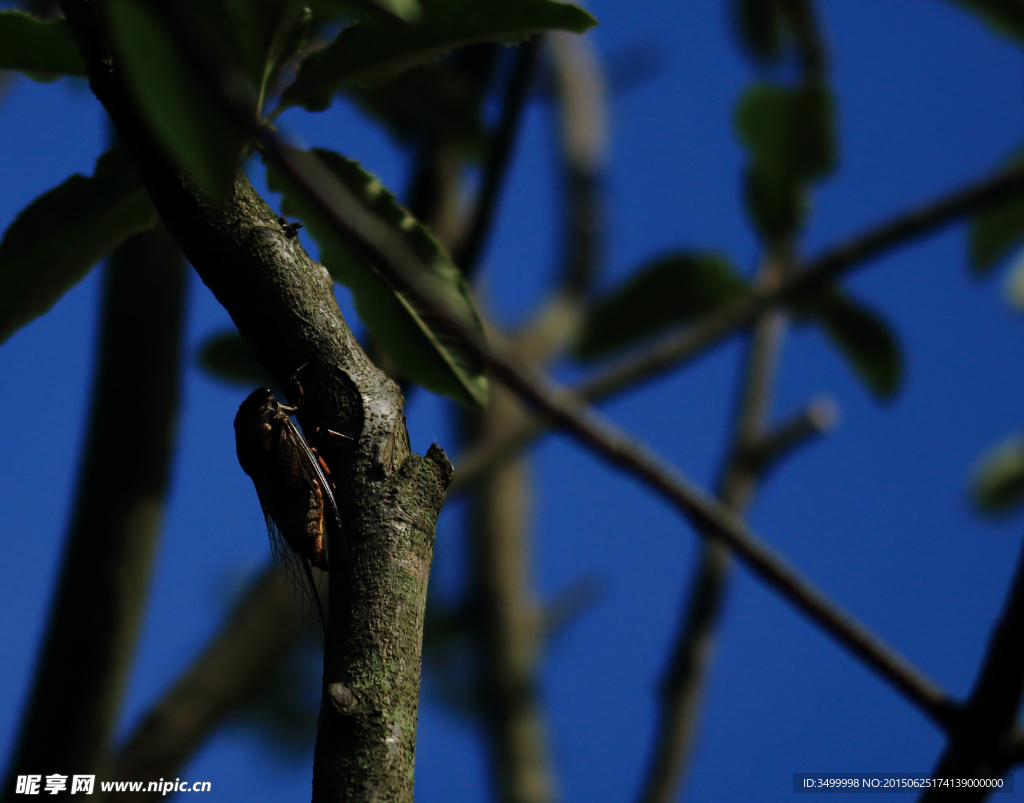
[255,486,326,643]
[281,417,349,573]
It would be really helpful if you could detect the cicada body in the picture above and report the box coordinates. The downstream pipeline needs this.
[234,386,342,629]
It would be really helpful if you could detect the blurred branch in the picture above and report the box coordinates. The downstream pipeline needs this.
[549,29,606,297]
[455,37,542,278]
[469,387,555,803]
[784,0,827,78]
[743,396,838,476]
[261,133,957,736]
[111,566,306,796]
[303,131,956,725]
[639,254,792,803]
[919,537,1024,802]
[463,32,606,803]
[540,574,605,640]
[405,136,466,249]
[582,165,1024,405]
[142,8,958,738]
[2,222,186,792]
[451,164,1024,495]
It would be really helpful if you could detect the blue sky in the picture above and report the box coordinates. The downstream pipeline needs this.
[3,1,1024,801]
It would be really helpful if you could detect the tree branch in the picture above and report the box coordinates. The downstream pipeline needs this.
[123,0,958,747]
[455,37,542,278]
[57,4,453,801]
[111,566,306,796]
[469,386,555,803]
[451,164,1024,495]
[463,33,606,803]
[744,397,838,475]
[638,255,791,803]
[918,536,1024,802]
[1,222,185,794]
[254,135,957,731]
[582,165,1024,405]
[548,29,606,297]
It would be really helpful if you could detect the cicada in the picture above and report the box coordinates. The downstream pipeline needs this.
[234,386,343,632]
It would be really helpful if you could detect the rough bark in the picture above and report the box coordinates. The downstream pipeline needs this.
[57,2,453,800]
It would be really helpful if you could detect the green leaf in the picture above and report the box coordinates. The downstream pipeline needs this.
[971,433,1024,514]
[264,148,488,407]
[735,81,836,243]
[225,0,313,105]
[0,11,87,79]
[945,0,1024,44]
[0,149,157,344]
[281,0,596,110]
[969,146,1024,274]
[573,252,748,361]
[197,329,275,387]
[105,0,252,202]
[800,289,902,400]
[348,62,487,153]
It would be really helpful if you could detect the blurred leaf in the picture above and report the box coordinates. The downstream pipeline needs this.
[574,251,747,360]
[264,148,489,407]
[798,289,902,400]
[282,0,596,110]
[311,0,424,22]
[971,433,1024,514]
[362,0,423,21]
[969,146,1024,274]
[348,62,487,153]
[732,0,822,69]
[105,0,253,202]
[733,0,784,63]
[945,0,1024,44]
[198,329,275,387]
[0,11,86,79]
[0,149,156,345]
[735,81,836,243]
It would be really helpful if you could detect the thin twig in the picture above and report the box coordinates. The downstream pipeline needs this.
[745,396,838,475]
[455,37,542,278]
